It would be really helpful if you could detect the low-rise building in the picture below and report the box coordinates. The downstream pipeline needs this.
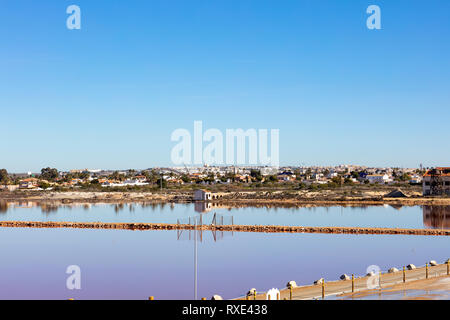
[366,174,391,184]
[410,174,422,184]
[194,189,212,201]
[19,178,39,189]
[0,185,19,192]
[423,167,450,196]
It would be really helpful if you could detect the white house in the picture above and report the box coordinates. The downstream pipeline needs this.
[193,189,212,201]
[366,174,391,184]
[410,174,422,184]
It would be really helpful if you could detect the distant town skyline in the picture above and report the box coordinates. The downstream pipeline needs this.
[3,163,433,175]
[1,1,450,172]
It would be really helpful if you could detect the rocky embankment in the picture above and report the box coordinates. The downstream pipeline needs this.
[1,220,450,236]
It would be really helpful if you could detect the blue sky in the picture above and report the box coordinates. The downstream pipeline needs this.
[1,0,449,172]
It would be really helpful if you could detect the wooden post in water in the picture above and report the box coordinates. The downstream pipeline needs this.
[254,291,257,300]
[289,286,292,300]
[403,267,406,283]
[447,261,449,275]
[426,263,429,279]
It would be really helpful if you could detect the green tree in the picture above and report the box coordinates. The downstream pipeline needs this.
[40,168,59,181]
[398,173,412,182]
[0,169,9,185]
[250,169,263,182]
[351,171,360,179]
[331,176,343,185]
[39,181,50,189]
[79,171,90,180]
[344,178,354,185]
[109,171,125,181]
[156,178,167,188]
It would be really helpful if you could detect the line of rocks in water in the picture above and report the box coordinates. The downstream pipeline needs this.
[1,220,450,236]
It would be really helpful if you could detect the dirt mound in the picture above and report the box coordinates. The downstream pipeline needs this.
[384,189,408,198]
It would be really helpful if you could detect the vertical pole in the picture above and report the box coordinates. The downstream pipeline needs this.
[322,280,325,299]
[447,261,449,275]
[426,263,429,279]
[194,218,197,300]
[352,274,354,293]
[231,216,234,234]
[289,287,292,300]
[254,291,256,300]
[403,267,406,283]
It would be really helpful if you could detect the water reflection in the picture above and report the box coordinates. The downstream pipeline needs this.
[2,200,450,230]
[194,202,231,213]
[0,201,8,213]
[423,206,450,229]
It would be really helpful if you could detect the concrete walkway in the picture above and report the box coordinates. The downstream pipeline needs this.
[237,263,450,300]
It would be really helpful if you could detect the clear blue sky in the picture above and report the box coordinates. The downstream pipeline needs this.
[1,0,449,172]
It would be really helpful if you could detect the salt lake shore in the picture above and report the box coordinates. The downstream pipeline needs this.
[0,189,450,206]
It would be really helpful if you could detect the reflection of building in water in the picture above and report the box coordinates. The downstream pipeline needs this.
[423,206,450,229]
[0,201,9,213]
[194,202,212,213]
[194,202,230,213]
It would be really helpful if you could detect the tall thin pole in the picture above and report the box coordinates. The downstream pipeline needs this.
[194,217,198,300]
